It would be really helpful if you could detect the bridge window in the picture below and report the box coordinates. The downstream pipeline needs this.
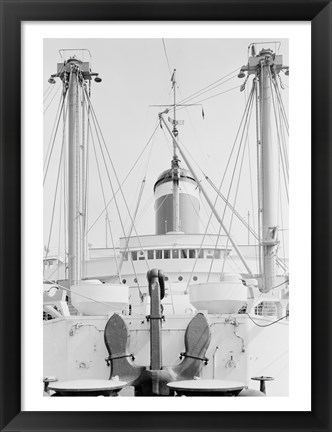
[131,251,137,261]
[147,250,154,259]
[155,250,162,259]
[172,249,179,259]
[164,249,170,259]
[206,250,213,259]
[181,249,187,258]
[122,251,128,261]
[214,249,221,259]
[197,249,204,258]
[138,251,145,260]
[189,249,196,259]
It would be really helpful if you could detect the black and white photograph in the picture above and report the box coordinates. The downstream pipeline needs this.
[3,0,332,428]
[42,37,290,399]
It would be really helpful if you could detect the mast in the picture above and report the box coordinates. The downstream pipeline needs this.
[159,114,254,277]
[259,50,279,293]
[240,45,288,292]
[68,61,80,287]
[171,69,181,232]
[49,52,102,287]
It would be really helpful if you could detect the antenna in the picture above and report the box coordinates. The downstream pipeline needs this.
[152,69,202,233]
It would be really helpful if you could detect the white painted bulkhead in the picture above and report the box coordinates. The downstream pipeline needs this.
[44,313,288,396]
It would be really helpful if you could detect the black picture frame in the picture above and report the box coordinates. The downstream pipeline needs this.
[0,1,331,431]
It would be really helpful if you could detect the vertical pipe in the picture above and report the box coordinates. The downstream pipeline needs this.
[105,214,108,248]
[172,157,180,232]
[81,82,86,278]
[148,269,162,371]
[68,66,80,287]
[171,69,180,232]
[260,55,278,292]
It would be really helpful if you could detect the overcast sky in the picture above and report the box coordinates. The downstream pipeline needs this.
[43,38,289,257]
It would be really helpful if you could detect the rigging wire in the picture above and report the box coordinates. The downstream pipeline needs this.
[62,91,68,278]
[90,118,122,281]
[243,82,260,271]
[44,131,65,266]
[178,170,219,239]
[44,84,62,115]
[44,89,69,266]
[43,81,58,104]
[43,88,68,185]
[44,93,64,170]
[80,83,87,278]
[208,84,255,279]
[254,79,263,275]
[44,63,66,103]
[269,74,289,182]
[268,69,289,203]
[244,85,258,251]
[175,75,238,111]
[120,123,157,238]
[83,123,159,239]
[82,89,151,269]
[82,90,127,237]
[122,122,156,234]
[176,85,241,113]
[219,121,249,278]
[57,163,63,281]
[185,84,256,291]
[205,177,257,239]
[245,313,288,327]
[81,90,150,292]
[205,176,288,272]
[273,79,289,134]
[278,159,287,271]
[209,83,255,280]
[162,39,172,75]
[43,84,53,98]
[176,67,241,106]
[274,80,289,176]
[134,194,156,226]
[119,179,147,301]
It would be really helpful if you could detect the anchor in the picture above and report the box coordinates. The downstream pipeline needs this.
[104,313,146,388]
[103,269,212,396]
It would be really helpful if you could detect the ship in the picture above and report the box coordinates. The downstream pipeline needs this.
[43,40,289,397]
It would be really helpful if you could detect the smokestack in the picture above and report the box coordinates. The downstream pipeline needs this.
[153,168,200,234]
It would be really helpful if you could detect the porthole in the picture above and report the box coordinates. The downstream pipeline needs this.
[165,276,169,281]
[134,278,137,283]
[193,276,198,281]
[122,279,127,284]
[178,276,183,281]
